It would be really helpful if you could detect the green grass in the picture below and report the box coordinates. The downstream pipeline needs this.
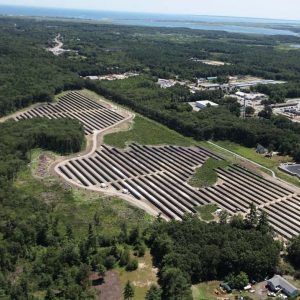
[207,141,300,187]
[213,140,292,169]
[192,280,266,300]
[192,281,220,300]
[64,89,299,187]
[15,153,153,239]
[196,204,219,221]
[104,115,195,148]
[189,158,231,188]
[118,250,158,300]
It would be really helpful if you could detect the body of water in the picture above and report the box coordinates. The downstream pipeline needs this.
[1,5,300,36]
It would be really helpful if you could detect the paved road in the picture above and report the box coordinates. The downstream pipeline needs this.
[208,141,276,178]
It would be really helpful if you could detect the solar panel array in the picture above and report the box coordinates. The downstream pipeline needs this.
[57,143,300,239]
[15,92,125,134]
[15,91,299,239]
[57,144,221,220]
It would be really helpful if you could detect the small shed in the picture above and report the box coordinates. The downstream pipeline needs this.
[267,275,299,297]
[256,144,268,154]
[220,283,232,293]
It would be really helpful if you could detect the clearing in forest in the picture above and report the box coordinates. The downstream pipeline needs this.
[13,89,300,241]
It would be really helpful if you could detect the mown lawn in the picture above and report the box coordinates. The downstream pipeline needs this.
[192,281,220,300]
[209,140,300,187]
[104,115,194,148]
[189,158,231,188]
[213,140,292,169]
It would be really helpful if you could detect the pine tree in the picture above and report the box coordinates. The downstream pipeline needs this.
[119,222,128,243]
[124,281,135,300]
[120,248,130,267]
[145,285,162,300]
[258,210,271,234]
[97,264,106,277]
[245,203,258,228]
[219,210,229,225]
[129,227,140,245]
[87,223,96,249]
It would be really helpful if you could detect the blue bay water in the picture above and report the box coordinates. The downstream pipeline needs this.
[0,5,300,36]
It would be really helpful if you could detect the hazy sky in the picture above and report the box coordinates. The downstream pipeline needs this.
[1,0,300,20]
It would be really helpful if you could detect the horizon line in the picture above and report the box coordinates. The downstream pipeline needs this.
[1,3,300,23]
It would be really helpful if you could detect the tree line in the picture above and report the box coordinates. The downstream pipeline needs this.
[1,17,300,116]
[85,77,300,162]
[145,205,280,300]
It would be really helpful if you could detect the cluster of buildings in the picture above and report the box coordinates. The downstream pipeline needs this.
[157,75,300,118]
[220,275,298,299]
[157,76,285,95]
[84,72,139,81]
[197,77,285,92]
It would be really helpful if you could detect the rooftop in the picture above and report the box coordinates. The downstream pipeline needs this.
[268,275,298,296]
[196,100,219,107]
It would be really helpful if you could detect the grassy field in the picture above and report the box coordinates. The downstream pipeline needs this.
[192,281,221,300]
[15,150,153,239]
[189,158,231,188]
[192,281,270,300]
[104,115,195,148]
[207,141,300,187]
[76,89,300,187]
[81,88,196,148]
[118,250,158,300]
[196,204,219,221]
[213,141,292,169]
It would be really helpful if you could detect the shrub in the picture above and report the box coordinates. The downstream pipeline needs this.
[126,259,138,271]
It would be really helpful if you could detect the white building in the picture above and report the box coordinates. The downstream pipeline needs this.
[235,92,267,101]
[196,100,219,110]
[157,79,177,89]
[85,75,99,80]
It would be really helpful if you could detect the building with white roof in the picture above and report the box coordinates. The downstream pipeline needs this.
[196,101,219,110]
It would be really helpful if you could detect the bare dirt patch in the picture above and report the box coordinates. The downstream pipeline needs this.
[34,153,56,178]
[91,270,122,300]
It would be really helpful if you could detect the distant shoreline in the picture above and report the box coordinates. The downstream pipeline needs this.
[1,4,300,23]
[0,5,300,36]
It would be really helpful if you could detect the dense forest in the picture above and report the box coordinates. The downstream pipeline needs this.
[1,16,300,115]
[146,208,281,300]
[1,16,300,298]
[0,118,147,298]
[1,17,300,160]
[0,117,285,299]
[0,118,89,298]
[0,118,85,180]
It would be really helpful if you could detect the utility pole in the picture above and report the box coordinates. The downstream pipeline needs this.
[243,97,246,119]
